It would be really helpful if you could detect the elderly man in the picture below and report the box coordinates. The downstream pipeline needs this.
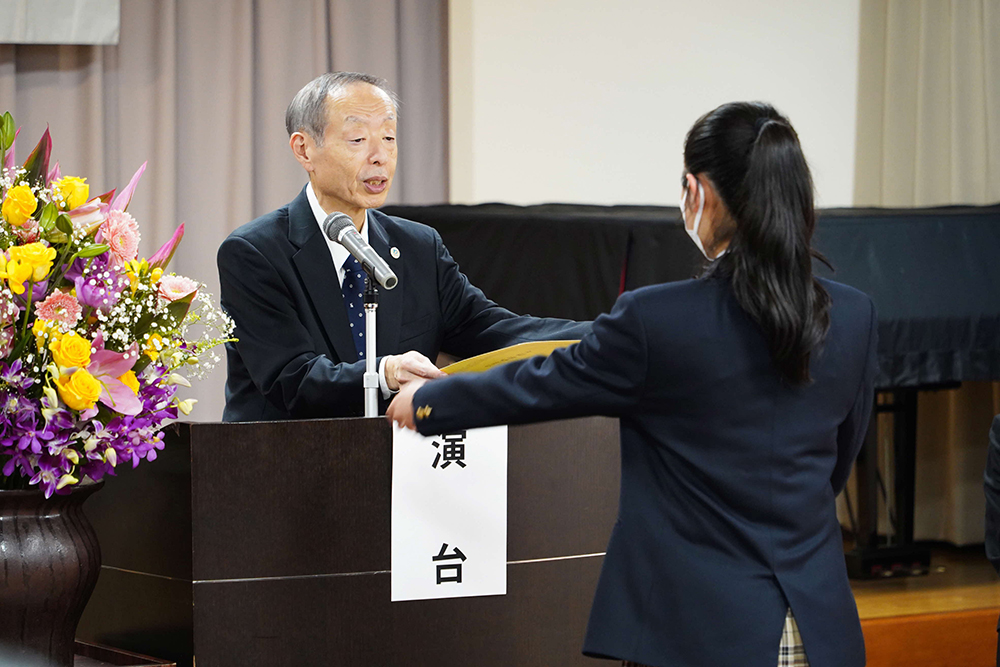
[218,72,588,421]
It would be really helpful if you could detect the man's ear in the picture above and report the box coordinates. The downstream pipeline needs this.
[289,132,312,172]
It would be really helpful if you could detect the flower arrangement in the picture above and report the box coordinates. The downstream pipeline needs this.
[0,112,234,497]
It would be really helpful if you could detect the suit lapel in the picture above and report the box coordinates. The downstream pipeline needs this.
[368,210,404,356]
[288,188,359,363]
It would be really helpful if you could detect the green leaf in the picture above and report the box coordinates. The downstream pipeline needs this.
[0,112,14,150]
[133,307,155,336]
[38,202,58,231]
[46,230,69,245]
[66,243,108,264]
[132,355,152,374]
[163,291,196,327]
[55,214,74,235]
[134,292,196,351]
[73,243,109,259]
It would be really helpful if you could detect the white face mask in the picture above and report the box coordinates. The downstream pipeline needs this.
[680,180,725,261]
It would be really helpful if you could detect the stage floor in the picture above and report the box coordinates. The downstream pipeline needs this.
[852,545,1000,619]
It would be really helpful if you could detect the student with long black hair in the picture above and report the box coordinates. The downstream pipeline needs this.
[388,102,876,667]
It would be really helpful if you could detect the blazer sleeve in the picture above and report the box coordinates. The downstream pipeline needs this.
[433,230,592,358]
[218,235,366,418]
[412,290,646,435]
[830,297,878,495]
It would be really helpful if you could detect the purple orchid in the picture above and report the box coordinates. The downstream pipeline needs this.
[29,458,66,499]
[73,256,127,313]
[2,358,178,494]
[1,360,33,391]
[2,449,31,478]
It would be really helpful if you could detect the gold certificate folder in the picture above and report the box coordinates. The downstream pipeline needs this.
[441,340,580,375]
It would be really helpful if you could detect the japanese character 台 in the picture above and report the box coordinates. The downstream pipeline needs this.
[433,543,467,584]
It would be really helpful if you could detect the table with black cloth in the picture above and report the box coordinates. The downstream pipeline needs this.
[384,202,1000,574]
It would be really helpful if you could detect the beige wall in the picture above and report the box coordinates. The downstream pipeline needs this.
[449,0,861,207]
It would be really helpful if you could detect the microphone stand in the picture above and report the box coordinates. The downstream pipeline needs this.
[363,267,379,418]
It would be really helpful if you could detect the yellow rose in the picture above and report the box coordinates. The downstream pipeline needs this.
[1,184,38,227]
[118,370,139,395]
[8,243,57,282]
[0,258,32,294]
[53,176,89,211]
[56,369,101,411]
[50,331,92,369]
[33,319,65,351]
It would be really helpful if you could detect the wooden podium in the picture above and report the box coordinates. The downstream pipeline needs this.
[76,417,620,666]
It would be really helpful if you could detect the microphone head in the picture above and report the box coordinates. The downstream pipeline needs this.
[322,212,354,243]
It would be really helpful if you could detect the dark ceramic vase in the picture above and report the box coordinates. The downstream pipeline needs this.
[0,481,103,667]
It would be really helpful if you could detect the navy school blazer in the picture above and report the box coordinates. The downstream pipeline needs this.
[413,276,877,667]
[217,187,590,421]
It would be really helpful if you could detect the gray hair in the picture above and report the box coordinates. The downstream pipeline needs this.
[285,72,399,146]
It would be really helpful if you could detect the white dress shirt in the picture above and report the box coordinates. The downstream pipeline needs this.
[306,183,395,399]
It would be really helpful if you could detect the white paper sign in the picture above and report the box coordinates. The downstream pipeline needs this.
[391,424,507,602]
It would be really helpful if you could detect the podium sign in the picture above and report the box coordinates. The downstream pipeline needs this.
[391,424,508,602]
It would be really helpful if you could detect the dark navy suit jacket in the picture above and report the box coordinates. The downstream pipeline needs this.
[217,187,589,421]
[985,415,1000,563]
[413,276,877,667]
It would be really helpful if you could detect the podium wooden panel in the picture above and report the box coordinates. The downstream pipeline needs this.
[77,417,620,666]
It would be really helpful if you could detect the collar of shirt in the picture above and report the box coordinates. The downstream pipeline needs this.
[306,182,370,289]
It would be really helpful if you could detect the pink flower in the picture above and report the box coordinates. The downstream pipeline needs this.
[87,340,142,416]
[99,210,140,268]
[158,274,199,302]
[35,290,82,326]
[14,217,41,244]
[68,198,107,230]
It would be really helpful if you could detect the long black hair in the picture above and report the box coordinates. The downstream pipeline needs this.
[682,101,830,385]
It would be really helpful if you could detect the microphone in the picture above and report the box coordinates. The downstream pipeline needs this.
[322,212,398,290]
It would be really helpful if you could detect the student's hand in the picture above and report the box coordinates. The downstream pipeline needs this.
[386,378,428,430]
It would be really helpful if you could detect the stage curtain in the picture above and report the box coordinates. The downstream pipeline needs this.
[0,0,449,421]
[853,0,1000,544]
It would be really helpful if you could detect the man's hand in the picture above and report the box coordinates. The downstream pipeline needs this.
[384,351,446,391]
[386,377,428,430]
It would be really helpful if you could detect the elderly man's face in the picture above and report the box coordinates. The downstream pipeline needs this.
[298,82,397,223]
